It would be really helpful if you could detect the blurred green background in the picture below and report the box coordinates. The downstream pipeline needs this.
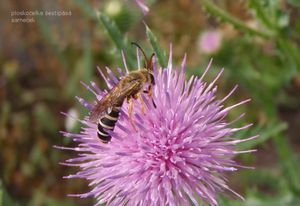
[1,0,300,205]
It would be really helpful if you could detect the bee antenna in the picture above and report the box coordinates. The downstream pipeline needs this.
[131,42,148,69]
[148,53,155,71]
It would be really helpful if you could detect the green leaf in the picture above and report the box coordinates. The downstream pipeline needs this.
[274,133,300,194]
[276,10,290,29]
[98,12,136,69]
[0,181,15,206]
[277,38,300,72]
[243,192,300,206]
[237,120,287,150]
[146,25,167,68]
[219,190,300,206]
[287,0,300,9]
[74,0,97,20]
[103,1,135,33]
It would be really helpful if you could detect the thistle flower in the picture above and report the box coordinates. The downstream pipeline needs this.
[58,47,257,206]
[198,30,223,54]
[135,0,149,15]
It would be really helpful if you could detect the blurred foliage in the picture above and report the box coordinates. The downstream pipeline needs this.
[0,0,300,205]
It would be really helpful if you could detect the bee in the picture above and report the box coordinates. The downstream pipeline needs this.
[89,43,155,143]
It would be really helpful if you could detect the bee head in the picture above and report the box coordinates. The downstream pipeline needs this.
[150,72,155,85]
[131,42,155,72]
[131,42,155,85]
[145,54,155,85]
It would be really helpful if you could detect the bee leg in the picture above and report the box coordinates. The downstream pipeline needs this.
[148,85,153,98]
[132,93,145,114]
[132,93,139,99]
[138,93,145,114]
[127,97,137,132]
[143,85,151,96]
[140,95,145,114]
[143,85,156,108]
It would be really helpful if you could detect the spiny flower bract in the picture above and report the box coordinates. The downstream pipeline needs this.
[58,47,256,206]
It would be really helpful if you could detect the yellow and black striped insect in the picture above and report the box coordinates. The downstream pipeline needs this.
[89,43,155,143]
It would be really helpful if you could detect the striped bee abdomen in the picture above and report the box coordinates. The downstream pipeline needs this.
[97,107,120,143]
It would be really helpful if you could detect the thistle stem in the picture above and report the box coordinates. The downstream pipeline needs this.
[200,0,274,39]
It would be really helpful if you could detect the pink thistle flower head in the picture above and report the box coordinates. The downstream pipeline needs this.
[198,30,223,54]
[59,46,256,206]
[135,0,149,15]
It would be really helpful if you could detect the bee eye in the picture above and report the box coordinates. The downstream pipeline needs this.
[150,74,155,85]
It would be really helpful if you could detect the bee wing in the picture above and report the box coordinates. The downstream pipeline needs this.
[89,85,125,122]
[89,93,112,122]
[114,80,142,100]
[89,80,142,122]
